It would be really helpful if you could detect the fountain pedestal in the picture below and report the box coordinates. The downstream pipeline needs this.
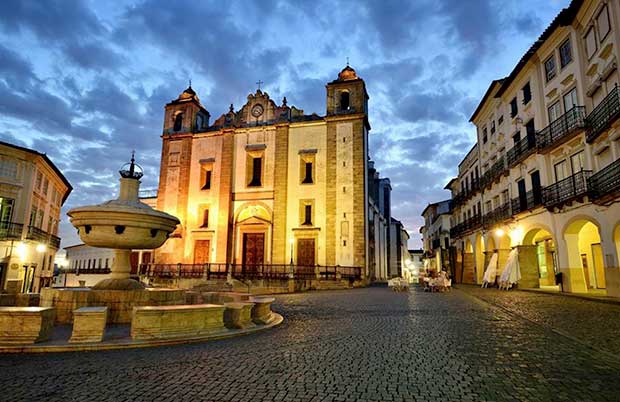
[44,155,184,323]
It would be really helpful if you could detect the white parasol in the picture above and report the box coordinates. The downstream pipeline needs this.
[482,252,498,287]
[499,248,521,289]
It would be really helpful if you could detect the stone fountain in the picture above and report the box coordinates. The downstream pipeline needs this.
[40,155,186,323]
[67,154,179,290]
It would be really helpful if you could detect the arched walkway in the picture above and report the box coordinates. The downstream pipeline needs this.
[462,238,475,284]
[519,227,556,288]
[495,230,512,281]
[563,218,604,293]
[475,234,485,284]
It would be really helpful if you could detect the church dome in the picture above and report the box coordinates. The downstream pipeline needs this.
[338,65,359,81]
[178,85,198,101]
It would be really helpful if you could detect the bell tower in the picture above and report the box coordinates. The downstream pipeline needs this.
[163,84,210,134]
[326,65,369,123]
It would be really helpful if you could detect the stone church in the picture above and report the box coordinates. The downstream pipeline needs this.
[153,66,375,277]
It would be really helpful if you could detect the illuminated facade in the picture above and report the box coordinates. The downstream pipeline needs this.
[0,141,72,293]
[153,66,376,278]
[447,0,620,296]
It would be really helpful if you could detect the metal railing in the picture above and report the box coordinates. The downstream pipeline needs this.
[452,179,481,207]
[450,214,482,238]
[542,170,592,209]
[26,225,49,242]
[480,157,508,189]
[0,221,23,240]
[482,203,511,227]
[139,263,362,281]
[511,190,543,215]
[49,234,61,249]
[537,106,586,151]
[588,158,620,200]
[586,85,620,143]
[507,133,537,167]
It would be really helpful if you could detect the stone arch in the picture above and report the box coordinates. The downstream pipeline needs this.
[519,226,556,288]
[475,233,485,284]
[562,216,604,293]
[233,202,274,265]
[461,237,475,284]
[234,202,273,223]
[465,238,473,253]
[485,234,496,251]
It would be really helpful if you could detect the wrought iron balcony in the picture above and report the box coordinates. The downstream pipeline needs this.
[482,203,511,227]
[452,179,481,207]
[450,214,482,238]
[26,225,49,242]
[507,133,537,168]
[588,158,620,202]
[480,157,508,189]
[586,85,620,143]
[511,190,543,215]
[49,234,61,249]
[542,170,592,209]
[537,106,586,151]
[0,222,23,241]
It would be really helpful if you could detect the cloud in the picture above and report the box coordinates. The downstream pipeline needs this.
[0,0,570,248]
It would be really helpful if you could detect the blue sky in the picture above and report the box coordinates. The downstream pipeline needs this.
[0,0,570,248]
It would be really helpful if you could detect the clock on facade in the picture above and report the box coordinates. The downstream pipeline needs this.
[251,104,264,118]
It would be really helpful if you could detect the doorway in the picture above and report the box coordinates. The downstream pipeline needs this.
[193,240,211,264]
[297,238,315,266]
[242,233,265,268]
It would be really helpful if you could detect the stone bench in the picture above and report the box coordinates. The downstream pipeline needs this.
[131,304,225,341]
[0,307,55,344]
[223,302,255,329]
[70,307,108,343]
[249,297,275,325]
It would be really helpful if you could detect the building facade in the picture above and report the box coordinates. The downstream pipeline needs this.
[420,199,452,275]
[368,161,392,281]
[152,66,377,278]
[0,141,72,293]
[447,0,620,296]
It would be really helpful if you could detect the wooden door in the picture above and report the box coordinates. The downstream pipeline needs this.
[130,252,139,274]
[297,239,315,266]
[193,240,211,264]
[592,243,606,289]
[242,233,264,267]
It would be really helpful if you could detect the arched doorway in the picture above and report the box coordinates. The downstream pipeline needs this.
[563,218,604,293]
[233,204,273,273]
[520,227,556,288]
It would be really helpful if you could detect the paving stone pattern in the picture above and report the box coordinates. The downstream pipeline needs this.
[1,287,620,402]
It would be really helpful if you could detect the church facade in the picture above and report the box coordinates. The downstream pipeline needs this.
[153,66,376,278]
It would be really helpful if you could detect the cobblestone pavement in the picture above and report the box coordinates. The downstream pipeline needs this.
[2,287,620,402]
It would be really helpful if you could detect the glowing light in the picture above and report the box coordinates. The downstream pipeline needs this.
[405,258,412,266]
[36,244,47,253]
[495,228,505,237]
[289,238,294,245]
[15,242,27,260]
[510,226,523,242]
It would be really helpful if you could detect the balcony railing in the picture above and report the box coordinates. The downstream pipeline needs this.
[0,222,23,241]
[138,263,362,281]
[511,190,543,215]
[480,157,508,189]
[482,203,511,227]
[537,106,586,151]
[507,133,537,167]
[586,85,620,143]
[588,158,620,200]
[452,179,481,207]
[450,214,482,238]
[542,170,592,209]
[27,225,49,242]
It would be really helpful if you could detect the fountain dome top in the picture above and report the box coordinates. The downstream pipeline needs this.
[119,151,143,180]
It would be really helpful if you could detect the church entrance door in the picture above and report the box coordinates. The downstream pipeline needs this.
[193,240,211,264]
[297,239,315,266]
[242,233,264,275]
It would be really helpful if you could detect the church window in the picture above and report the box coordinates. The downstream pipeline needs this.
[340,91,350,111]
[201,209,209,228]
[303,162,313,184]
[202,170,212,190]
[173,113,183,132]
[248,157,262,187]
[303,205,312,225]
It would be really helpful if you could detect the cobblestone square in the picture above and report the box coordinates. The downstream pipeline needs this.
[2,287,620,402]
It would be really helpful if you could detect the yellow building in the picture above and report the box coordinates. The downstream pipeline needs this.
[152,66,375,279]
[0,141,72,293]
[448,0,620,296]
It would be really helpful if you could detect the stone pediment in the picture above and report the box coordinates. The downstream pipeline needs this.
[212,90,306,129]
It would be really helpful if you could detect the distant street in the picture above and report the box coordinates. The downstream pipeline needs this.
[2,287,620,402]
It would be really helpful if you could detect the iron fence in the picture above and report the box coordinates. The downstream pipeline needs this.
[537,106,586,150]
[542,170,592,209]
[586,85,620,143]
[588,158,620,199]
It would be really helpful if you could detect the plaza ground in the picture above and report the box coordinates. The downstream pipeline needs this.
[1,286,620,402]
